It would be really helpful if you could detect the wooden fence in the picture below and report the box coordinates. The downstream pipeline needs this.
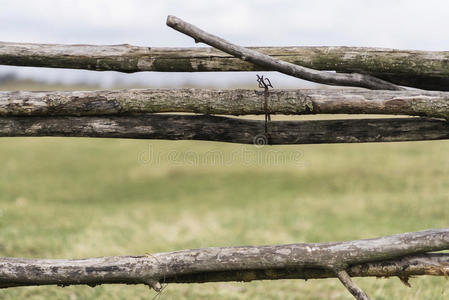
[0,15,448,300]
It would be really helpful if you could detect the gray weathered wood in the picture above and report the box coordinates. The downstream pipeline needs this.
[1,254,448,288]
[147,253,449,284]
[336,270,371,300]
[2,42,448,90]
[166,16,402,91]
[0,229,448,289]
[1,114,449,144]
[2,89,449,120]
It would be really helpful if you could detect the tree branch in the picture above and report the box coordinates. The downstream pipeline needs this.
[2,88,449,119]
[1,42,449,90]
[1,114,449,145]
[1,253,448,288]
[0,229,448,292]
[336,270,371,300]
[166,16,403,91]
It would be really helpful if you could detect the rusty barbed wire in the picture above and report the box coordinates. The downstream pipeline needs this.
[256,74,273,145]
[256,74,273,90]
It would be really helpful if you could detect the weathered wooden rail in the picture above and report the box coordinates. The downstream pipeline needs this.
[2,42,449,90]
[2,88,449,118]
[4,114,449,145]
[1,14,449,300]
[1,229,448,290]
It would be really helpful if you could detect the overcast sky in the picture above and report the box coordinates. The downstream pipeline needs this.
[1,0,448,87]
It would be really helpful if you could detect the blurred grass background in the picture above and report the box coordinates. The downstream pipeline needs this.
[0,80,448,299]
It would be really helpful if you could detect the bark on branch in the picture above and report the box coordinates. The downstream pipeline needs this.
[1,254,448,288]
[1,42,449,90]
[336,270,371,300]
[2,114,449,145]
[0,229,448,296]
[166,16,402,90]
[2,88,449,120]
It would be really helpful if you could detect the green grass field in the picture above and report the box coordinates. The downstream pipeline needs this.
[0,82,448,299]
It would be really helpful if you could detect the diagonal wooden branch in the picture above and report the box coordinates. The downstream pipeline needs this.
[1,88,449,119]
[336,270,371,300]
[2,114,449,145]
[166,15,403,91]
[0,230,448,294]
[1,42,449,90]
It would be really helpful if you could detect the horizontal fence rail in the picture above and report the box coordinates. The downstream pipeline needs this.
[1,42,449,90]
[2,114,449,144]
[1,88,449,119]
[1,254,448,288]
[1,229,448,289]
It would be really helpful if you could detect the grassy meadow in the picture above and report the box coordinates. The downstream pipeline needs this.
[0,82,448,299]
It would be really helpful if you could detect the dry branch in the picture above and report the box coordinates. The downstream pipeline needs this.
[1,42,449,90]
[0,230,448,292]
[1,114,449,145]
[336,270,371,300]
[2,88,449,120]
[1,254,448,288]
[166,16,402,90]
